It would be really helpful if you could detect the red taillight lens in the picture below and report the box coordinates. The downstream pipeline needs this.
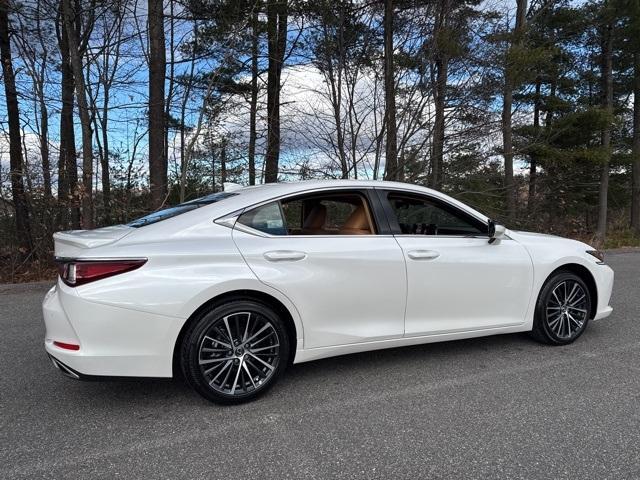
[53,341,80,351]
[57,259,146,286]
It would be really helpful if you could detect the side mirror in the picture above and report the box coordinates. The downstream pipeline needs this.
[488,220,506,244]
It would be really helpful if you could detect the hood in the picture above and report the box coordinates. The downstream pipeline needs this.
[53,225,134,257]
[509,230,562,240]
[509,229,594,251]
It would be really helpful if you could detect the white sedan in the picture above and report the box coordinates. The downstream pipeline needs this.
[43,180,614,404]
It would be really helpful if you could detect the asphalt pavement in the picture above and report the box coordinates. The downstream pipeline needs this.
[1,252,639,479]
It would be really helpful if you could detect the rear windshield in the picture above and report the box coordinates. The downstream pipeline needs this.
[127,192,238,228]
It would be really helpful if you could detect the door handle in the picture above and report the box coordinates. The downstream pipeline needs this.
[407,250,440,260]
[263,250,307,262]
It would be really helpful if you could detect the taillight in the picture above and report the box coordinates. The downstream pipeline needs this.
[56,259,146,286]
[53,341,80,351]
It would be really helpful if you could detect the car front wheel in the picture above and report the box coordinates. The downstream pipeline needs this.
[180,300,290,404]
[531,271,592,345]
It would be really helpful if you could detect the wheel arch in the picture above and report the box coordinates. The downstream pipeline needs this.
[546,263,598,319]
[172,289,299,377]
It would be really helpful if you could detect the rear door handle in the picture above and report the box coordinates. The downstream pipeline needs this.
[263,250,307,262]
[407,250,440,260]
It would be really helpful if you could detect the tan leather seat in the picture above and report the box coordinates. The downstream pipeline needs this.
[301,204,327,235]
[339,205,371,235]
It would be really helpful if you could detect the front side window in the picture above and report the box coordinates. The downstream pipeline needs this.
[236,192,376,236]
[387,193,485,236]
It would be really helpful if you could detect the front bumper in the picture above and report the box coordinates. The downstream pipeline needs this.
[593,263,614,320]
[42,281,183,378]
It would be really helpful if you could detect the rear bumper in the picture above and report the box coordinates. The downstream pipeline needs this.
[42,281,183,378]
[48,354,81,379]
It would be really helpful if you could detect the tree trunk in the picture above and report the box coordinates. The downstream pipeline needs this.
[429,0,451,190]
[57,2,79,229]
[0,1,32,254]
[595,18,614,245]
[37,62,52,199]
[33,0,51,199]
[178,21,197,203]
[502,0,527,221]
[62,0,93,229]
[631,51,640,234]
[248,8,259,186]
[148,0,167,207]
[220,143,227,185]
[264,0,287,183]
[383,0,398,181]
[430,57,448,190]
[101,84,111,223]
[528,77,541,212]
[164,0,175,181]
[97,10,125,224]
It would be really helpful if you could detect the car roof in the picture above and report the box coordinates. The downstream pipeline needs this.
[223,180,490,222]
[229,179,437,196]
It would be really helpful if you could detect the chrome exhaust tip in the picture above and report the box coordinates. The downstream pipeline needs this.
[49,355,80,380]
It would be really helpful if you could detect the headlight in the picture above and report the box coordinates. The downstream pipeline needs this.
[586,250,605,263]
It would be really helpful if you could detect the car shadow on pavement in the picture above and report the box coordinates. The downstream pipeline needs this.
[45,331,544,408]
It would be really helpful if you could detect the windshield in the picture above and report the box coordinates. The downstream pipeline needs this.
[127,192,238,228]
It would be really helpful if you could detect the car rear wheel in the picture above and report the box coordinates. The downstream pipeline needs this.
[530,271,592,345]
[180,300,290,404]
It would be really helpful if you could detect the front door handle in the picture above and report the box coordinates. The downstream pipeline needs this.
[263,250,307,262]
[407,250,440,261]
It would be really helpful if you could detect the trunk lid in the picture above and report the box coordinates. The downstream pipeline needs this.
[54,225,134,257]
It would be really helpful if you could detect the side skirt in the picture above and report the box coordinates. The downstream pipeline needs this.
[292,324,530,364]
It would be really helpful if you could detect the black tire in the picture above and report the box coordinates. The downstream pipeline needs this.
[530,271,592,345]
[180,300,290,405]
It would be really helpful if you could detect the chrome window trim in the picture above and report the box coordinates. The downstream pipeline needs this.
[213,185,496,240]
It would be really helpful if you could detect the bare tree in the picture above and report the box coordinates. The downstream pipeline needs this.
[383,0,398,181]
[62,0,94,229]
[595,11,614,245]
[148,0,167,207]
[502,0,527,221]
[86,4,126,223]
[248,5,260,185]
[56,0,80,228]
[429,0,451,190]
[14,0,52,198]
[264,0,287,183]
[0,0,32,253]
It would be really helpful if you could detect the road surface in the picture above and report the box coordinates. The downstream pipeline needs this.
[1,252,639,479]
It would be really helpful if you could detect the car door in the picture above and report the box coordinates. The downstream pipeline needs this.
[231,188,407,349]
[378,189,534,336]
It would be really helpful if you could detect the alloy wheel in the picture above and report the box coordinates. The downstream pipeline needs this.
[545,280,588,339]
[198,311,280,396]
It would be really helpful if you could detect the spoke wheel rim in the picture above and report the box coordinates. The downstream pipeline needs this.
[198,311,280,396]
[545,280,588,340]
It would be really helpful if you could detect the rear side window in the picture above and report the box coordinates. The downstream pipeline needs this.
[236,191,376,236]
[128,192,238,228]
[282,194,374,235]
[237,202,287,235]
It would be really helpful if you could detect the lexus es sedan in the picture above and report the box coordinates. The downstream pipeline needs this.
[43,180,614,404]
